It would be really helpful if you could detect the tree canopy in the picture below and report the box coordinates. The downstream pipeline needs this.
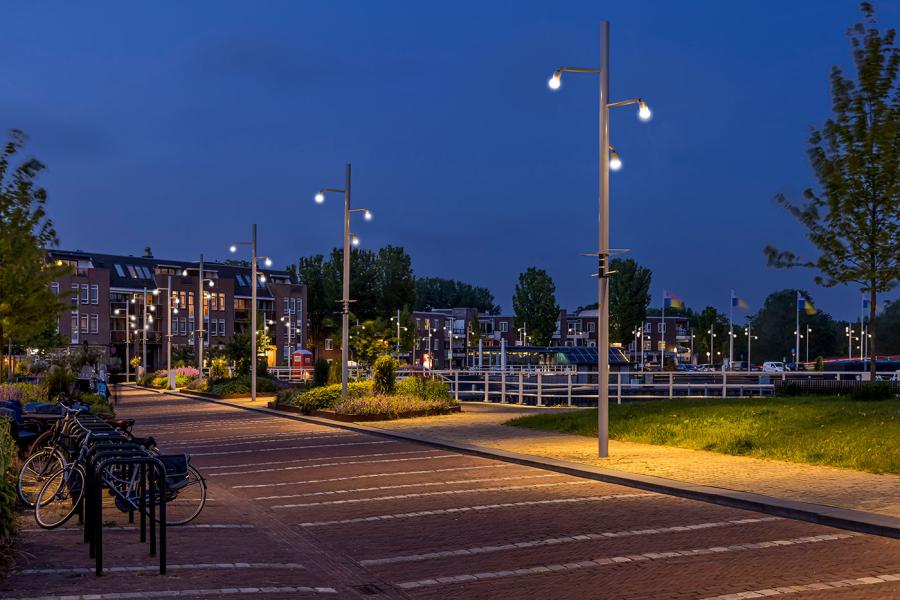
[512,267,559,346]
[764,3,899,376]
[414,277,499,314]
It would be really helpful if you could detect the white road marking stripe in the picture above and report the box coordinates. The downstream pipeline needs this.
[20,562,305,575]
[179,433,356,449]
[214,453,461,477]
[236,464,513,490]
[394,533,856,590]
[10,585,338,599]
[20,523,255,533]
[273,480,591,509]
[360,516,783,565]
[176,431,345,445]
[701,572,900,599]
[255,473,560,500]
[209,450,441,471]
[299,493,656,527]
[193,440,394,457]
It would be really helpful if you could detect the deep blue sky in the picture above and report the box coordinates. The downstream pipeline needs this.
[2,1,897,319]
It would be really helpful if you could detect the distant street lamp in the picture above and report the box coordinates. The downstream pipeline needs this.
[182,255,216,383]
[314,164,373,397]
[548,21,651,458]
[744,324,758,372]
[230,225,272,402]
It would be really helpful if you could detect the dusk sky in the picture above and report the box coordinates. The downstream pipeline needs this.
[2,1,897,320]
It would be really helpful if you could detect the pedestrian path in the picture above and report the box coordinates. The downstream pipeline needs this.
[363,401,900,518]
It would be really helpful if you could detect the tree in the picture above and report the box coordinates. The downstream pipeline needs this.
[0,130,69,377]
[292,255,336,356]
[512,268,559,346]
[608,258,652,345]
[748,290,842,363]
[349,319,390,366]
[415,277,500,314]
[693,307,728,364]
[397,306,417,354]
[764,4,899,377]
[874,299,900,354]
[376,246,416,315]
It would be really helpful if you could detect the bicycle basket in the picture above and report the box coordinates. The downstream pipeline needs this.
[159,454,190,492]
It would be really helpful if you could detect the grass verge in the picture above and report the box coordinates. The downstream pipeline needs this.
[506,396,900,474]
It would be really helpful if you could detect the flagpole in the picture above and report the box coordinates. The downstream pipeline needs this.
[729,290,734,371]
[661,290,666,368]
[795,291,800,367]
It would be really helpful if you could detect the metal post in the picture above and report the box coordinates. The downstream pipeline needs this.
[341,164,351,397]
[125,296,131,383]
[668,372,673,398]
[597,20,611,458]
[537,372,543,406]
[478,339,483,369]
[728,290,734,370]
[251,225,258,402]
[747,324,752,372]
[616,372,622,404]
[396,308,401,354]
[483,372,489,403]
[142,286,148,376]
[501,371,506,403]
[567,372,573,406]
[167,275,172,389]
[518,372,524,404]
[795,291,800,368]
[454,371,459,401]
[197,254,204,382]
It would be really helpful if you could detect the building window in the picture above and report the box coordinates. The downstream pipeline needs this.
[80,314,89,333]
[587,322,595,333]
[283,345,290,360]
[218,319,225,336]
[50,282,59,295]
[81,284,89,304]
[644,323,652,333]
[325,338,333,351]
[71,284,79,305]
[114,264,125,277]
[180,318,186,336]
[283,298,290,314]
[70,314,79,343]
[90,314,99,334]
[658,323,666,333]
[499,322,508,332]
[433,339,439,350]
[90,284,99,305]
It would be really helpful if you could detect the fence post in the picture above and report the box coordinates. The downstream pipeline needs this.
[616,372,622,404]
[722,371,727,398]
[518,372,524,404]
[668,372,674,398]
[454,371,459,402]
[484,372,489,403]
[537,372,543,406]
[501,372,507,403]
[567,372,572,406]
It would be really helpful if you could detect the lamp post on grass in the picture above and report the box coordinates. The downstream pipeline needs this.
[548,21,651,458]
[314,164,373,397]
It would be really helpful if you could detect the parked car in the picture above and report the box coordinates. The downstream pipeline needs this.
[762,361,786,373]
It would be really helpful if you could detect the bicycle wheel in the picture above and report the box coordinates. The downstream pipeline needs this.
[26,430,55,458]
[163,465,206,526]
[34,464,85,529]
[17,449,65,508]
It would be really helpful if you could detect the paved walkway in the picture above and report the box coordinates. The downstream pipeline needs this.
[360,402,900,519]
[5,388,900,599]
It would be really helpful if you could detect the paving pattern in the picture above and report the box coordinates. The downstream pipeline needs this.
[3,388,900,599]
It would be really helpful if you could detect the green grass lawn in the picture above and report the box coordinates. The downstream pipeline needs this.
[506,396,900,474]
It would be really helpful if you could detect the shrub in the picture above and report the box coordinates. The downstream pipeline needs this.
[79,393,115,416]
[138,372,155,387]
[313,359,329,387]
[45,365,74,398]
[0,383,47,404]
[206,376,277,397]
[850,381,897,401]
[814,356,825,372]
[151,376,168,389]
[332,394,457,419]
[0,419,17,550]
[175,366,199,379]
[372,355,397,395]
[278,381,373,414]
[396,376,451,401]
[209,357,230,380]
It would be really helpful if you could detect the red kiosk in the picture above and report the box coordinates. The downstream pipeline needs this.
[290,349,314,381]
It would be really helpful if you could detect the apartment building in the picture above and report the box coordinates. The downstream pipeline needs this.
[626,315,692,364]
[48,249,307,373]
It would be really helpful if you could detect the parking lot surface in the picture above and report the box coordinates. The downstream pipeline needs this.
[4,387,900,599]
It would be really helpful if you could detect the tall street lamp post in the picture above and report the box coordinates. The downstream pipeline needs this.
[315,164,372,397]
[230,225,272,403]
[548,21,651,458]
[181,257,216,383]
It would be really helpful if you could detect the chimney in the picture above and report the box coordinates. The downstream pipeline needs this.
[143,246,153,258]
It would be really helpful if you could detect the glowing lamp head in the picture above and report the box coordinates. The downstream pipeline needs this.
[638,100,652,121]
[548,71,561,90]
[364,210,372,221]
[182,269,188,276]
[173,308,179,314]
[259,274,266,283]
[314,192,325,204]
[208,280,215,287]
[229,244,237,253]
[152,289,159,296]
[609,150,623,171]
[351,235,360,247]
[114,309,121,315]
[264,257,272,267]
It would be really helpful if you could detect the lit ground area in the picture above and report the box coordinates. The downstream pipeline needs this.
[4,388,899,600]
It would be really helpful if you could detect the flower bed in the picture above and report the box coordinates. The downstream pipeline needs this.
[178,376,278,399]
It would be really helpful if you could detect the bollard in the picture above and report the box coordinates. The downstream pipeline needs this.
[484,372,489,403]
[537,372,543,406]
[567,373,573,406]
[518,372,524,404]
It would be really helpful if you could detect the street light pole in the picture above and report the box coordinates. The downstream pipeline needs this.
[251,224,258,402]
[142,286,148,377]
[806,325,811,363]
[166,275,172,386]
[125,297,131,383]
[198,253,204,382]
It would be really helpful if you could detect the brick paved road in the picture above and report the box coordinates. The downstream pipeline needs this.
[4,388,900,599]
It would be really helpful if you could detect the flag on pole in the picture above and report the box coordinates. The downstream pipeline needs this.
[797,295,817,315]
[663,291,683,309]
[731,291,748,310]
